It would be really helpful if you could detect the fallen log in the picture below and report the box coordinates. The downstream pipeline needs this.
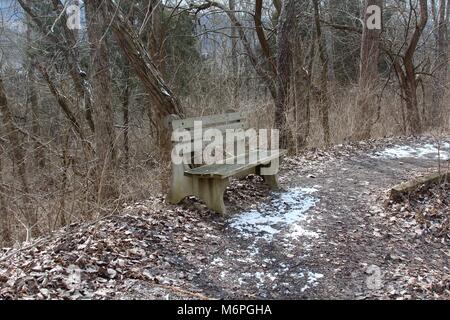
[390,171,449,202]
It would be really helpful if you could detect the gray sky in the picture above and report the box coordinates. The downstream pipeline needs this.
[0,0,25,32]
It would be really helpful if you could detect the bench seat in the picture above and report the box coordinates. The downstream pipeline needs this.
[185,150,287,179]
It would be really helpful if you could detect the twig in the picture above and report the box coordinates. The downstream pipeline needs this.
[155,284,212,300]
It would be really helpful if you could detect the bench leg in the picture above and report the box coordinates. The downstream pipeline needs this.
[167,185,189,204]
[262,174,280,190]
[167,164,192,204]
[167,162,229,214]
[195,177,229,214]
[257,162,281,190]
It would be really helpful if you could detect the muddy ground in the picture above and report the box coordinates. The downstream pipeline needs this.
[0,136,448,300]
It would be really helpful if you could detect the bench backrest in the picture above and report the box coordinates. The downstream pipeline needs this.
[168,112,249,167]
[171,112,246,131]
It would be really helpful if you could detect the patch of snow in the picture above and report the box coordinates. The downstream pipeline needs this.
[211,258,224,267]
[236,257,255,263]
[300,285,310,292]
[289,224,320,240]
[229,187,319,241]
[301,272,324,292]
[255,272,264,283]
[372,143,450,160]
[65,265,82,290]
[246,244,260,257]
[253,271,278,288]
[224,249,234,256]
[307,271,324,284]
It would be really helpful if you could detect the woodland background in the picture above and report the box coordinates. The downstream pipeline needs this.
[0,0,448,246]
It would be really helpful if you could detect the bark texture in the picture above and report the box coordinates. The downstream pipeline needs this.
[353,0,382,140]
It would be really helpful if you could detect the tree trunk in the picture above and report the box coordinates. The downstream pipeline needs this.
[229,0,239,100]
[26,15,45,169]
[292,33,312,149]
[122,62,132,174]
[255,0,276,74]
[403,0,428,134]
[353,0,382,140]
[27,68,45,168]
[37,64,92,156]
[431,0,448,128]
[229,0,238,77]
[102,0,182,158]
[313,0,331,146]
[146,0,167,75]
[275,0,297,150]
[327,0,339,81]
[0,146,11,245]
[389,0,428,134]
[0,76,37,238]
[193,1,277,99]
[85,0,118,201]
[51,0,96,134]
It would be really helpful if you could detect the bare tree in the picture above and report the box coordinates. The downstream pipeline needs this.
[312,0,331,146]
[0,75,37,238]
[146,0,167,75]
[102,0,182,155]
[37,64,90,151]
[0,142,11,244]
[353,0,382,140]
[192,0,321,148]
[25,15,45,168]
[275,0,297,149]
[193,1,277,99]
[121,61,132,174]
[17,0,96,134]
[85,0,118,200]
[50,0,96,134]
[229,0,239,100]
[387,0,428,134]
[431,0,449,128]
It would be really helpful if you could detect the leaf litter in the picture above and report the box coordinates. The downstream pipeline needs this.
[0,135,448,299]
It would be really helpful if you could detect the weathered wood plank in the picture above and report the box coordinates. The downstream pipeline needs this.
[172,122,247,142]
[171,112,245,130]
[185,150,287,178]
[390,171,449,202]
[262,174,280,190]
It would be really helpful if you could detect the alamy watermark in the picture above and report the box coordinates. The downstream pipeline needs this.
[57,0,382,31]
[66,2,81,30]
[365,5,382,30]
[366,265,383,290]
[63,2,381,31]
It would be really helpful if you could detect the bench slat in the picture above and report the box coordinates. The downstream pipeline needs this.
[172,122,247,142]
[171,112,245,130]
[184,150,287,179]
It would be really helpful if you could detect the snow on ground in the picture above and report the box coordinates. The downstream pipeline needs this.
[228,187,319,241]
[221,187,324,293]
[300,272,324,292]
[372,143,450,160]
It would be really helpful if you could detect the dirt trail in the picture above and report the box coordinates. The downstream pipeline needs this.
[1,136,448,300]
[124,136,449,300]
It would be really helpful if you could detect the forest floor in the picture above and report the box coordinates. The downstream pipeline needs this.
[0,135,449,300]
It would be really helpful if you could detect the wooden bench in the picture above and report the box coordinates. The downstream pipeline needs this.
[166,112,286,214]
